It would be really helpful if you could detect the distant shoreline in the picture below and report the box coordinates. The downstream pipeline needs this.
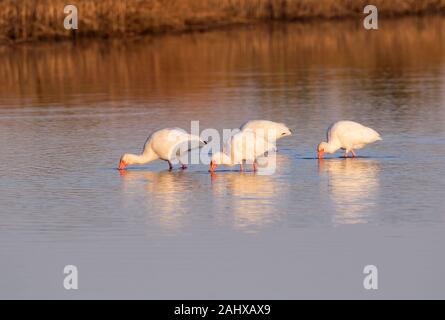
[1,0,445,45]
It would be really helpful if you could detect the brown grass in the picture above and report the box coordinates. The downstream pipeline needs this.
[1,0,445,43]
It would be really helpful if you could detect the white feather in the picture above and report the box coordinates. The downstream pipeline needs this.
[320,121,382,154]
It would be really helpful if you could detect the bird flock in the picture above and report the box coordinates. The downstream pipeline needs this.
[118,120,382,172]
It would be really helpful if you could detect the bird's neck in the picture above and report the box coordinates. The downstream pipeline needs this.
[325,140,341,153]
[129,148,158,165]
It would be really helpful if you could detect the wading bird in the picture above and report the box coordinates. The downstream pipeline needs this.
[209,129,276,172]
[317,121,382,159]
[119,128,206,170]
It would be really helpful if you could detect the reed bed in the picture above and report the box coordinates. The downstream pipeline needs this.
[1,0,445,43]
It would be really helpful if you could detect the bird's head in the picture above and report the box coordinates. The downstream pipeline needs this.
[209,152,233,172]
[209,152,223,172]
[317,142,328,159]
[277,123,293,138]
[119,154,133,170]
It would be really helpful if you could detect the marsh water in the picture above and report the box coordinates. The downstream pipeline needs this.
[1,17,445,298]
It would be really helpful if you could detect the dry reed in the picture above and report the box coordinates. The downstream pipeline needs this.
[1,0,445,43]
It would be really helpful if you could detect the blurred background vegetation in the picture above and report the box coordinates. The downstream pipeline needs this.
[1,0,445,43]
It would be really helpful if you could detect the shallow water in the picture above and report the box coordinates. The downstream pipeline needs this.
[1,17,445,298]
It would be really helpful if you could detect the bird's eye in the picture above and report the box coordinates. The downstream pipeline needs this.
[281,132,286,136]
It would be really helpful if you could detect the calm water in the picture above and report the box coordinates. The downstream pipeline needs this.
[1,17,445,299]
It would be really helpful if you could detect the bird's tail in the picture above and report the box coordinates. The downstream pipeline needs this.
[365,127,382,143]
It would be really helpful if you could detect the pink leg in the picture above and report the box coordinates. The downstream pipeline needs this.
[351,150,357,158]
[179,160,187,170]
[253,162,257,172]
[239,163,243,172]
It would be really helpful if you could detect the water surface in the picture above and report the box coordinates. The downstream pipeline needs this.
[1,17,445,298]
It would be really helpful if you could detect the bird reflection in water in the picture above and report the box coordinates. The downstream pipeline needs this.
[318,158,381,225]
[210,154,290,232]
[119,170,199,232]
